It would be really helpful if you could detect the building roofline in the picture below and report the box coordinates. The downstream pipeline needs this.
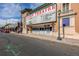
[21,3,56,15]
[30,3,56,14]
[21,8,32,14]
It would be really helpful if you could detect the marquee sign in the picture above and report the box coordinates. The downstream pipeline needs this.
[26,4,57,25]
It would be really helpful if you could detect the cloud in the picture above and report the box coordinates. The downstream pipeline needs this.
[0,3,43,19]
[0,18,18,25]
[0,19,6,27]
[0,3,21,19]
[0,3,43,26]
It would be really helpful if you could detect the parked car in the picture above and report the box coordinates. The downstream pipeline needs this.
[4,29,10,33]
[0,29,4,32]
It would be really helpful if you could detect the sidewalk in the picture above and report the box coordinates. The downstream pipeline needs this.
[11,32,79,47]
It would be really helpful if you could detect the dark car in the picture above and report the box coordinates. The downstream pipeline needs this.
[0,29,4,32]
[4,29,10,33]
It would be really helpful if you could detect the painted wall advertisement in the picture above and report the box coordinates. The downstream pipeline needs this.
[26,4,56,25]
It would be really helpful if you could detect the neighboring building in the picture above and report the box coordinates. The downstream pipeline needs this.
[21,8,32,34]
[3,23,18,31]
[22,3,79,38]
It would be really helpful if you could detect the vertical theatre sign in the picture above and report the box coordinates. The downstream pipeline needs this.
[26,4,56,25]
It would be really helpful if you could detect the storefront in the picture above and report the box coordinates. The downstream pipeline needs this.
[30,23,56,35]
[26,3,57,35]
[21,3,79,39]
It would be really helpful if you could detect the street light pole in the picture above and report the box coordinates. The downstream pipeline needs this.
[57,10,62,40]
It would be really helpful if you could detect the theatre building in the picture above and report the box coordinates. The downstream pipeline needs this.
[22,3,79,38]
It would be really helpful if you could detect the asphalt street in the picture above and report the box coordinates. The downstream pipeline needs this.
[0,32,79,56]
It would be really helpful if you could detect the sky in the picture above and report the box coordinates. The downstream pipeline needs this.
[0,3,43,27]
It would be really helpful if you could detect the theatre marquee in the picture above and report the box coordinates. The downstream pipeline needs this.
[26,4,57,25]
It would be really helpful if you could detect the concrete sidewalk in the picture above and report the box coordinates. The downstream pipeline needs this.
[11,32,79,47]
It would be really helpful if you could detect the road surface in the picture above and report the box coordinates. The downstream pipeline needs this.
[0,32,79,56]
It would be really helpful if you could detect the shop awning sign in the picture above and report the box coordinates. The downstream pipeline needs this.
[26,4,57,25]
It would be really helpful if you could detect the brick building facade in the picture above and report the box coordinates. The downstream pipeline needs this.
[21,3,79,39]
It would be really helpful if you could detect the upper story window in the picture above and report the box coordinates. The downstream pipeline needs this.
[62,3,69,12]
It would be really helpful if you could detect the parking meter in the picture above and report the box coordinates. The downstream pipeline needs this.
[63,24,66,38]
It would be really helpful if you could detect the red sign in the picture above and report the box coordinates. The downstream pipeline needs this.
[26,5,56,19]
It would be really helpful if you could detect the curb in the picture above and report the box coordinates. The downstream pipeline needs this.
[10,32,79,47]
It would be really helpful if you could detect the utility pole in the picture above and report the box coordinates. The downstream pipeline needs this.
[57,10,62,40]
